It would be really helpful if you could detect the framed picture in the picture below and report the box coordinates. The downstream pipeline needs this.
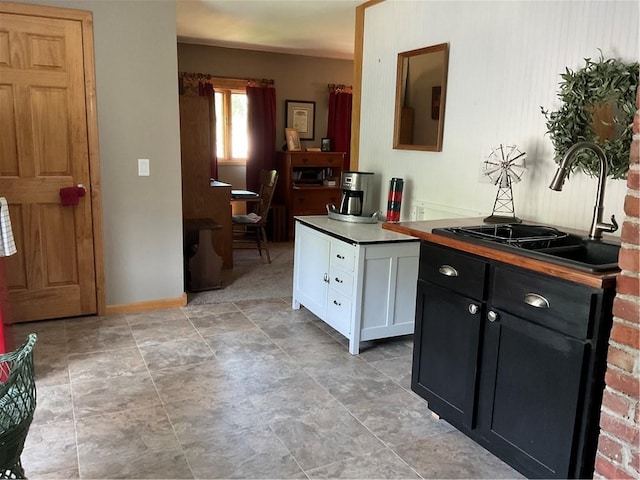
[321,138,331,152]
[285,128,301,151]
[286,100,315,140]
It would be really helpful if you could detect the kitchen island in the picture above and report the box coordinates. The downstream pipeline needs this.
[292,216,419,354]
[383,218,617,479]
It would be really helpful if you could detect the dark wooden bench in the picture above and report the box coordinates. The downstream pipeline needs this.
[183,218,223,292]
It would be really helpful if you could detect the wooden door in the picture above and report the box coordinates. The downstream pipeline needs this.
[0,2,103,322]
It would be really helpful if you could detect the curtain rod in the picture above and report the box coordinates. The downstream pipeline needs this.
[328,83,352,92]
[180,72,274,86]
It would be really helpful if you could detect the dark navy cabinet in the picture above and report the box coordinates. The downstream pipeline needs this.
[413,281,483,429]
[412,241,614,479]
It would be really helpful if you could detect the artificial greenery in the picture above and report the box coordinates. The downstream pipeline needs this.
[541,53,638,180]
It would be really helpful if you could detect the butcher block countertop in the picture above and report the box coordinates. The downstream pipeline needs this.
[382,218,618,289]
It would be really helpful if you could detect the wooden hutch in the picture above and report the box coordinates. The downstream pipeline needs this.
[275,151,345,238]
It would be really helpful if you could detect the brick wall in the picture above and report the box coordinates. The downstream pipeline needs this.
[594,87,640,479]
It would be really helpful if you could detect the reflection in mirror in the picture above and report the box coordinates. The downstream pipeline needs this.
[394,43,449,151]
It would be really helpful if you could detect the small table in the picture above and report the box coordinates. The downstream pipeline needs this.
[230,190,260,221]
[231,189,260,201]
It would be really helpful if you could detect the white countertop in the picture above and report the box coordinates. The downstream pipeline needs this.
[295,215,419,244]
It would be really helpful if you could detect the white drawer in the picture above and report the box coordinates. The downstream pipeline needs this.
[330,240,355,272]
[329,265,353,298]
[326,291,351,337]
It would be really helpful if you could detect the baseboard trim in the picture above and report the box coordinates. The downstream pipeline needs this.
[105,293,188,315]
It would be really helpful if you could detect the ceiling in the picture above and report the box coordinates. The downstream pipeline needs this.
[176,0,362,60]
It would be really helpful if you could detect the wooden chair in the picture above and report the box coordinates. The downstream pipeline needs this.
[232,169,279,263]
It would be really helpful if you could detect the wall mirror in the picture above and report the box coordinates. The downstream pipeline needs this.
[393,43,449,151]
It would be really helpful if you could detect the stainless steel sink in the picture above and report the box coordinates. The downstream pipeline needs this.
[432,224,620,273]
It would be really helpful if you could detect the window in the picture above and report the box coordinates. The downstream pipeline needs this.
[212,78,249,164]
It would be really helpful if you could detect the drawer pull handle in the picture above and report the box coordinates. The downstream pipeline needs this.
[438,265,458,277]
[487,311,499,322]
[334,277,343,283]
[333,300,341,306]
[524,293,550,309]
[336,254,345,260]
[468,304,479,315]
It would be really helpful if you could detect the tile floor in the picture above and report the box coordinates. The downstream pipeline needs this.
[12,297,523,479]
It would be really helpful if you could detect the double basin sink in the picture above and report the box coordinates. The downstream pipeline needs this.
[432,223,620,273]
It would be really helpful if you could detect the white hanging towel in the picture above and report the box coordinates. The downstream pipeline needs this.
[0,197,17,257]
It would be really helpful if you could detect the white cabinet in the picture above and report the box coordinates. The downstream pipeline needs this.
[325,238,355,337]
[292,223,331,317]
[293,218,419,354]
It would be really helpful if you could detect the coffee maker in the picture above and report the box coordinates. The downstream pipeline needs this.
[327,171,379,223]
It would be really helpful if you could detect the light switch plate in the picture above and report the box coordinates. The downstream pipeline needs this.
[138,158,150,176]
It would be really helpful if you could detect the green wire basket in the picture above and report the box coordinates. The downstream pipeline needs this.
[0,334,37,479]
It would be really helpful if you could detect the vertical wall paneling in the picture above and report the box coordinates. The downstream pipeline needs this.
[359,0,638,231]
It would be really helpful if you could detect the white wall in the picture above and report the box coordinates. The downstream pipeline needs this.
[15,0,184,305]
[359,0,638,232]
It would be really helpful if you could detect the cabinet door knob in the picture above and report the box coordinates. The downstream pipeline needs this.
[333,300,341,306]
[487,311,499,322]
[468,304,479,315]
[336,254,345,259]
[334,277,343,283]
[524,293,550,309]
[438,265,458,277]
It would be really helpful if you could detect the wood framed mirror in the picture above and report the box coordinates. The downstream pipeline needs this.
[393,43,449,151]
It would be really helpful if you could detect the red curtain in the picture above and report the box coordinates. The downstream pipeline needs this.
[246,86,276,192]
[198,82,217,179]
[327,91,352,170]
